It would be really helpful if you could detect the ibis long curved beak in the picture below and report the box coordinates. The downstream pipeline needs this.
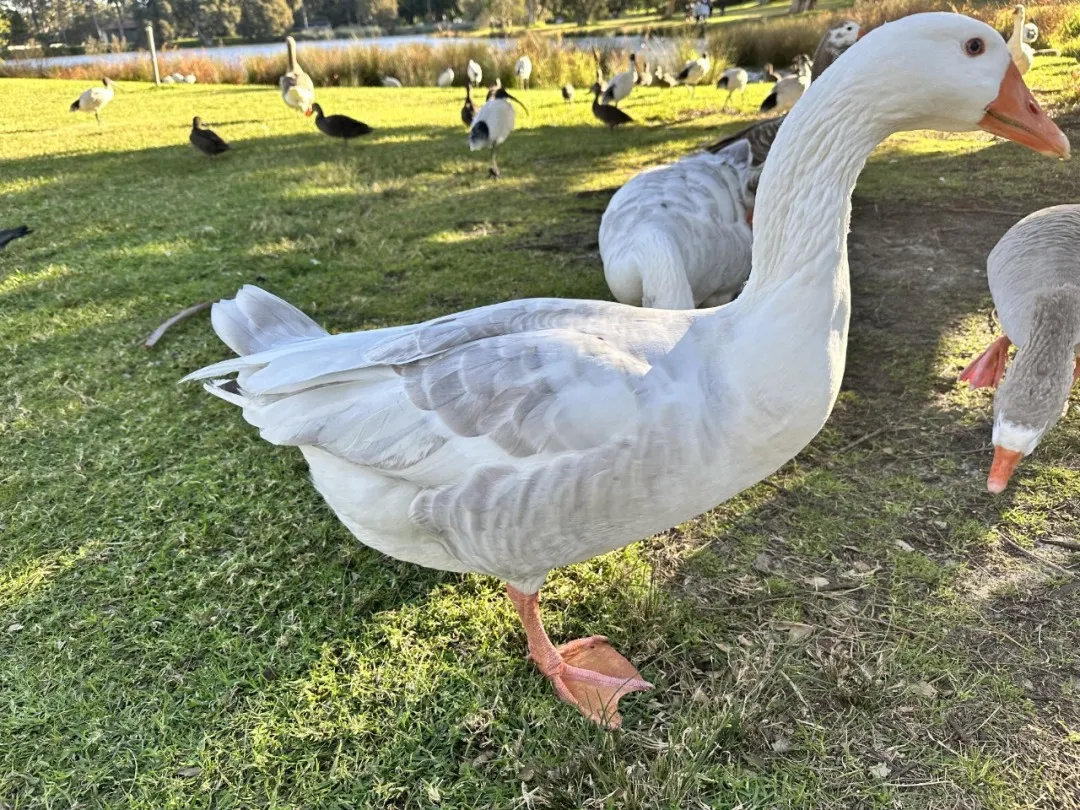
[505,92,530,116]
[979,61,1070,159]
[987,446,1024,493]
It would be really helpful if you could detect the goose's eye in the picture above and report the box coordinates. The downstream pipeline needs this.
[965,37,985,56]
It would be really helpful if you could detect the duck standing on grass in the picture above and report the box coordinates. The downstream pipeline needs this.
[959,205,1080,492]
[280,36,315,116]
[70,77,116,127]
[468,86,527,178]
[189,117,230,157]
[591,83,633,129]
[461,84,476,127]
[311,104,374,144]
[184,13,1067,729]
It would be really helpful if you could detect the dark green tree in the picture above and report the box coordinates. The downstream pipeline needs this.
[238,0,294,39]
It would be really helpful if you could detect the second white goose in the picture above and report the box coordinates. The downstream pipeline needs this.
[599,141,755,309]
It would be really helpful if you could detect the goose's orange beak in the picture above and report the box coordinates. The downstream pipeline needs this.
[979,61,1070,159]
[987,446,1024,493]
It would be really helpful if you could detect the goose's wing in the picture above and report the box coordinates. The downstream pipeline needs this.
[186,290,697,482]
[703,116,784,164]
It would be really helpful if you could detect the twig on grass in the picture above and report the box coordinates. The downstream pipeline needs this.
[144,301,215,349]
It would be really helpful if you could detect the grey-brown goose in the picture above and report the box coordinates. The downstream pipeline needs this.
[959,205,1080,492]
[189,117,230,157]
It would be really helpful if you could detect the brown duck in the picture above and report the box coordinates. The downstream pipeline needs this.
[590,83,633,130]
[311,103,373,143]
[189,117,229,157]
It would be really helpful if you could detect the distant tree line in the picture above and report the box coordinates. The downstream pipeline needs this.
[0,0,687,48]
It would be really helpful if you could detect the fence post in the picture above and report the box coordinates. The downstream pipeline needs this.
[146,24,161,86]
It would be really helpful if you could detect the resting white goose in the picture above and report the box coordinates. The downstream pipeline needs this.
[69,77,116,126]
[599,141,754,309]
[705,21,862,163]
[716,67,748,111]
[515,55,533,90]
[280,36,315,115]
[437,67,455,87]
[602,53,637,107]
[959,205,1080,492]
[1008,4,1035,75]
[185,13,1067,729]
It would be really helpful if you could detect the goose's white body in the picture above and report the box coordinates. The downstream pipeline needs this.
[437,67,455,87]
[184,73,197,84]
[603,56,636,105]
[467,59,483,87]
[599,143,754,309]
[162,75,175,84]
[186,14,1056,621]
[515,55,532,88]
[280,36,315,113]
[1008,5,1034,75]
[381,76,403,88]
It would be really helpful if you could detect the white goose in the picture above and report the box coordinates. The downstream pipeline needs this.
[601,53,637,107]
[185,13,1066,729]
[675,51,711,95]
[69,77,116,126]
[1007,4,1036,75]
[467,86,528,178]
[437,67,455,87]
[959,205,1080,492]
[515,55,533,90]
[599,141,755,309]
[467,59,483,87]
[279,36,315,115]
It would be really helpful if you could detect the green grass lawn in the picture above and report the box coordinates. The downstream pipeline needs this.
[2,63,1080,809]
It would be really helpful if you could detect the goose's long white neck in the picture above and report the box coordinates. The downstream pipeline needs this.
[1012,10,1024,38]
[740,65,888,301]
[696,54,896,446]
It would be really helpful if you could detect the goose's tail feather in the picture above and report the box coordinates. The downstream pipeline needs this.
[759,92,778,112]
[69,99,81,112]
[210,284,328,357]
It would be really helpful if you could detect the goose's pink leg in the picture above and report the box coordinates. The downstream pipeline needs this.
[506,585,652,729]
[959,336,1011,389]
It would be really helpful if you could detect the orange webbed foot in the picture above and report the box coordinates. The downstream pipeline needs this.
[960,335,1011,389]
[542,636,652,729]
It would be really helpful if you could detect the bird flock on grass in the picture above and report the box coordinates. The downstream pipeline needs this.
[45,8,1076,732]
